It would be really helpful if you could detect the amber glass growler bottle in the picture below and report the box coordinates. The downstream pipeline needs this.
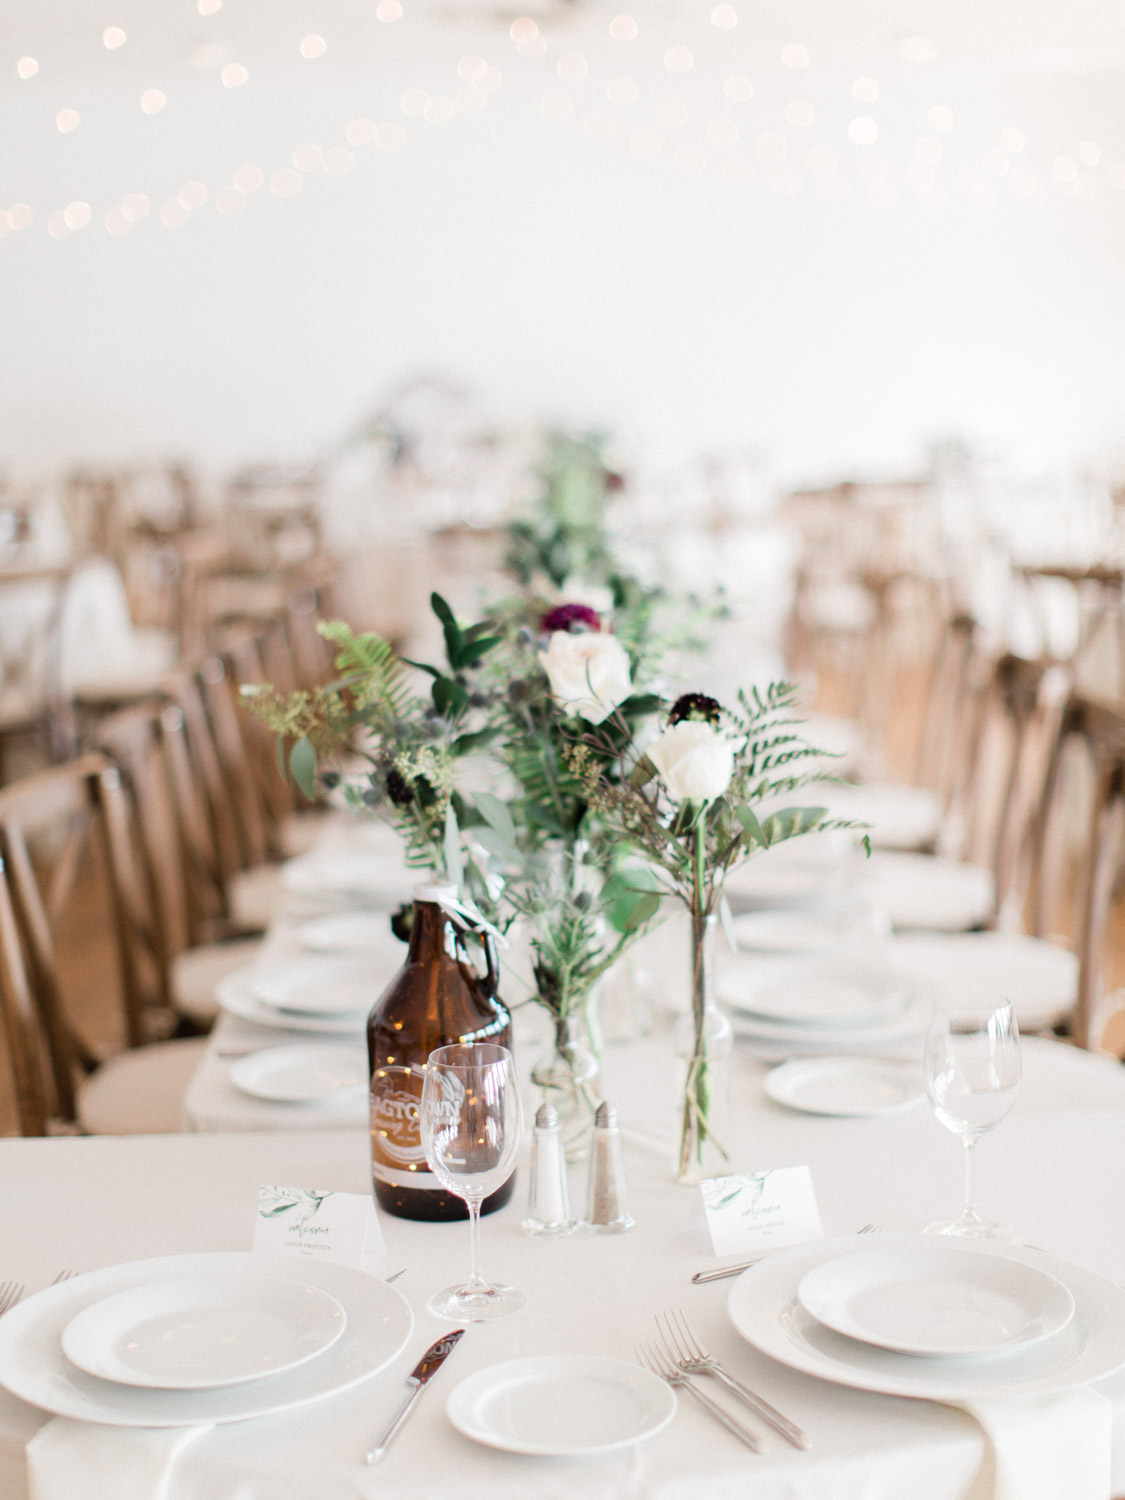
[367,882,514,1221]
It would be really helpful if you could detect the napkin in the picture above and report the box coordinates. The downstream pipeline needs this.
[27,1417,213,1500]
[959,1389,1112,1500]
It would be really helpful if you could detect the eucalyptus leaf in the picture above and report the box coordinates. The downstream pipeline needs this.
[289,736,318,800]
[628,753,657,789]
[735,803,767,849]
[475,791,516,844]
[433,677,470,717]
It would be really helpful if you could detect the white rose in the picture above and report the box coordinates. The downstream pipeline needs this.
[541,630,632,724]
[648,720,734,802]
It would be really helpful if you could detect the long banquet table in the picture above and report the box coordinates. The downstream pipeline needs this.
[3,1051,1125,1497]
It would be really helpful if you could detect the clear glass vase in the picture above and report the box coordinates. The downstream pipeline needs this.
[531,1010,601,1163]
[673,911,733,1184]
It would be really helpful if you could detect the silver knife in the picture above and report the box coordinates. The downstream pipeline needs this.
[364,1329,466,1464]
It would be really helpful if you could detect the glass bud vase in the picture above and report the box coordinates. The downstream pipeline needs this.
[531,1010,601,1163]
[672,911,733,1185]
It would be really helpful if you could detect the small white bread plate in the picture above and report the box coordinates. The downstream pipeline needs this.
[447,1355,676,1456]
[217,969,366,1034]
[764,1057,925,1117]
[0,1253,412,1426]
[297,912,406,959]
[730,910,846,956]
[728,1234,1125,1401]
[61,1274,347,1390]
[253,957,384,1015]
[797,1244,1075,1357]
[230,1043,368,1104]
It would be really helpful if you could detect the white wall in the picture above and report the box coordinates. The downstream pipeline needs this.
[2,0,1125,483]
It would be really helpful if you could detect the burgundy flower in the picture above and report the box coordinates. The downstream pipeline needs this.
[668,692,723,726]
[541,602,602,634]
[385,768,414,806]
[604,469,625,492]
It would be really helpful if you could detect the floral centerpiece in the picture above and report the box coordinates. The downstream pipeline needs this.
[570,683,855,1182]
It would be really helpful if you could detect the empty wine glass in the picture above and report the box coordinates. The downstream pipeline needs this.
[420,1042,524,1321]
[923,1002,1021,1239]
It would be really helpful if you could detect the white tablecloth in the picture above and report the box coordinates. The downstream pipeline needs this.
[2,1102,1125,1499]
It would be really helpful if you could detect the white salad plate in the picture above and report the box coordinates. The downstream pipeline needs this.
[217,969,367,1035]
[0,1253,412,1426]
[230,1043,369,1103]
[253,956,386,1015]
[728,1233,1125,1401]
[720,959,908,1028]
[281,851,408,906]
[296,912,407,958]
[796,1244,1075,1357]
[446,1355,676,1456]
[885,931,1077,1033]
[61,1273,347,1390]
[764,1057,925,1117]
[867,852,995,934]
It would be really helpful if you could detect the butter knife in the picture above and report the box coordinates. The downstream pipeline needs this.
[365,1329,466,1464]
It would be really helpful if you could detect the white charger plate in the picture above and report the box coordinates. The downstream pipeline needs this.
[253,956,386,1015]
[0,1253,411,1426]
[281,851,407,905]
[447,1355,676,1456]
[797,1244,1075,1357]
[61,1273,347,1390]
[728,1233,1125,1401]
[297,912,407,958]
[230,1043,369,1103]
[217,969,367,1035]
[764,1057,925,1117]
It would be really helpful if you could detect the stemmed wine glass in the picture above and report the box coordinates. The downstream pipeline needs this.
[420,1042,525,1322]
[923,1002,1021,1239]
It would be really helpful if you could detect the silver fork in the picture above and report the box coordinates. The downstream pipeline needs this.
[691,1223,878,1284]
[0,1282,25,1316]
[657,1309,810,1450]
[636,1340,761,1452]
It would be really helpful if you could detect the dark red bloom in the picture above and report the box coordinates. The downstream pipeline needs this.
[668,692,722,726]
[385,768,414,806]
[541,603,602,634]
[604,470,625,491]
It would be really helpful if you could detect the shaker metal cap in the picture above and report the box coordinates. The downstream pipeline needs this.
[535,1103,559,1129]
[594,1101,616,1129]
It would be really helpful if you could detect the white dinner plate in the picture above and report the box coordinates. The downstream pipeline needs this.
[253,956,387,1015]
[764,1057,925,1117]
[61,1273,347,1390]
[216,969,368,1035]
[720,959,907,1028]
[797,1244,1075,1357]
[296,912,408,959]
[0,1253,412,1426]
[446,1355,676,1456]
[230,1043,369,1103]
[281,851,408,906]
[729,910,847,956]
[867,852,995,933]
[728,1233,1125,1401]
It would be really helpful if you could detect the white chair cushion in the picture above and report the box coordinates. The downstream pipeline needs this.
[867,851,995,932]
[228,863,286,932]
[170,936,265,1025]
[819,782,943,852]
[77,1038,210,1135]
[888,931,1078,1033]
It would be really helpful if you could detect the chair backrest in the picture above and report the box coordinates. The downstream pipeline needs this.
[0,755,169,1132]
[1027,695,1125,1050]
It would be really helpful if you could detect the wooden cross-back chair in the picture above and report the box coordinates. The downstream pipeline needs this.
[0,755,207,1135]
[95,702,264,1028]
[1027,695,1125,1052]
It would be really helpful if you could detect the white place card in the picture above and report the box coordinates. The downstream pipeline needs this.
[252,1186,387,1274]
[700,1167,824,1257]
